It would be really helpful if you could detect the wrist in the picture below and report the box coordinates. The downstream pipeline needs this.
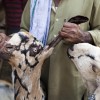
[82,32,94,44]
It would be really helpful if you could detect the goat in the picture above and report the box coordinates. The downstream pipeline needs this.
[0,15,88,100]
[0,32,54,100]
[68,43,100,100]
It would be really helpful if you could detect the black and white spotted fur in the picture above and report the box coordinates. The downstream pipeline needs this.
[1,32,53,100]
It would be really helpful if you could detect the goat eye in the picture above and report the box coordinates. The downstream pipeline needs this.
[6,44,13,49]
[33,48,37,52]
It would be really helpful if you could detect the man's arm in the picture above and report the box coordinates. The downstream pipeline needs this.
[60,1,100,46]
[88,0,100,47]
[20,0,30,32]
[59,22,94,44]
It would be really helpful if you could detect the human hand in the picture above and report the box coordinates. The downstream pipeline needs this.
[59,22,92,44]
[0,33,10,49]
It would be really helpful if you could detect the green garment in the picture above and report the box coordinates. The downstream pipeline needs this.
[0,1,5,33]
[20,0,100,100]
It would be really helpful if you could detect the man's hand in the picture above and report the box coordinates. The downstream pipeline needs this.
[0,33,10,49]
[59,22,93,44]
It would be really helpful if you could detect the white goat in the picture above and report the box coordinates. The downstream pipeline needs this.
[68,43,100,100]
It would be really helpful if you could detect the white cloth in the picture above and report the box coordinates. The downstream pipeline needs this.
[29,0,52,46]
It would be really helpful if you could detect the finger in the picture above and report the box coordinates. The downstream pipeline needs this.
[64,38,75,44]
[60,29,76,38]
[63,22,78,28]
[59,31,69,38]
[61,24,78,32]
[0,33,7,48]
[61,26,70,31]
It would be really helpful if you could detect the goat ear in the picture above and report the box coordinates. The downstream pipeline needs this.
[68,15,89,24]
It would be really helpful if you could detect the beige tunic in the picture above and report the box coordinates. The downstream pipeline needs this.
[20,0,100,100]
[0,0,5,33]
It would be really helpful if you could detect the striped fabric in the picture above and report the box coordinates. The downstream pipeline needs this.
[3,0,27,34]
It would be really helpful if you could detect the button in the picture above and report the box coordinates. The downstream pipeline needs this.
[52,6,56,13]
[54,35,57,38]
[56,18,59,22]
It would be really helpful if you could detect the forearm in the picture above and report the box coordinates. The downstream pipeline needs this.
[81,31,94,44]
[20,0,30,32]
[88,29,100,47]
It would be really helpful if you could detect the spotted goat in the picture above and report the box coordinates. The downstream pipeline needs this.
[0,32,53,100]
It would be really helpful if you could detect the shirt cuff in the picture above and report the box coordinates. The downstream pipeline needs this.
[88,29,100,47]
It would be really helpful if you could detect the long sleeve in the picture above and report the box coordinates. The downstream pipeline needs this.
[20,0,30,32]
[89,0,100,47]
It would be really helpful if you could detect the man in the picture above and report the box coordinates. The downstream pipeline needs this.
[2,0,27,35]
[0,0,5,33]
[15,0,100,100]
